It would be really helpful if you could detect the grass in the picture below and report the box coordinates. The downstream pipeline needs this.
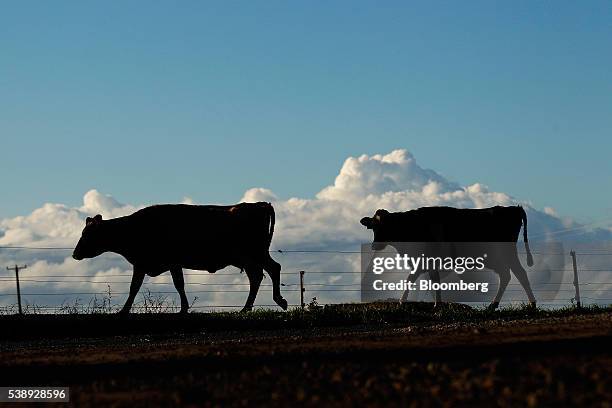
[0,288,192,314]
[2,296,610,323]
[1,289,610,340]
[206,302,612,328]
[3,299,609,324]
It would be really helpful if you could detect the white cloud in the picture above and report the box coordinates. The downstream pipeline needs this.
[1,149,610,309]
[241,188,278,203]
[0,189,137,248]
[316,150,459,202]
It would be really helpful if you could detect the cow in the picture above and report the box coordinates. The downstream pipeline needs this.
[360,206,536,309]
[72,202,287,314]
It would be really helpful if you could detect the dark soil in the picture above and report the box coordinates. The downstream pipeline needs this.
[0,306,610,407]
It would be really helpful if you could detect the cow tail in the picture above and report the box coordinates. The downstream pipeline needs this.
[520,206,534,266]
[267,202,275,249]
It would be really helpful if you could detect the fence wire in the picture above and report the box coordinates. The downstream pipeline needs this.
[1,247,611,312]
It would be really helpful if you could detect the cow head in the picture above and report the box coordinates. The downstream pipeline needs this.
[72,214,105,260]
[360,209,391,250]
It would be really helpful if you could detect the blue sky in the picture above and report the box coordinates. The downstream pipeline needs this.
[1,1,611,221]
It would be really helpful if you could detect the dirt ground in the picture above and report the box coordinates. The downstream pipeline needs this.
[0,310,610,407]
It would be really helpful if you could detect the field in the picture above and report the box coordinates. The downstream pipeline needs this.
[0,303,611,407]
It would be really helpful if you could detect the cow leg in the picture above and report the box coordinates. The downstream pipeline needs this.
[488,267,510,310]
[242,267,263,312]
[171,267,189,314]
[264,255,288,310]
[119,268,145,315]
[429,269,442,306]
[509,254,537,308]
[400,269,426,303]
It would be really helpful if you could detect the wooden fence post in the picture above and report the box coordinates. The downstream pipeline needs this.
[300,270,305,310]
[570,250,581,308]
[6,264,27,315]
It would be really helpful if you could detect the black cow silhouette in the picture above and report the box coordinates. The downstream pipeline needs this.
[73,202,287,314]
[360,206,536,309]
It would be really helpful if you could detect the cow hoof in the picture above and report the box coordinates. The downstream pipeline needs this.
[275,297,288,311]
[487,302,499,311]
[178,309,189,315]
[527,301,537,310]
[241,306,253,313]
[118,309,130,317]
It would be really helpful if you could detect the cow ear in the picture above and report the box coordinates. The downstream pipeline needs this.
[374,209,389,221]
[86,215,103,226]
[360,217,374,229]
[374,209,389,217]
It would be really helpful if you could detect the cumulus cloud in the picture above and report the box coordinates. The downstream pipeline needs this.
[1,149,610,309]
[317,150,460,202]
[241,188,278,203]
[244,150,599,249]
[0,189,138,248]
